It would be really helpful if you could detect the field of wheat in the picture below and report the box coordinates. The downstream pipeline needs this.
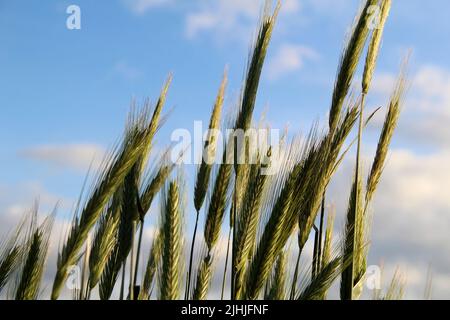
[0,0,413,301]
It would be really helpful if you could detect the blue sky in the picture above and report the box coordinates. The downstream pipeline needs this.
[1,0,450,299]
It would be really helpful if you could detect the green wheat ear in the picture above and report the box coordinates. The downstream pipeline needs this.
[158,180,183,300]
[0,215,28,294]
[264,252,287,300]
[138,231,162,300]
[52,104,159,300]
[329,0,378,131]
[15,212,55,300]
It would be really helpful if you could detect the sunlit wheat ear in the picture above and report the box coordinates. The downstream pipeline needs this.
[329,0,377,131]
[297,104,360,253]
[362,0,392,94]
[192,251,213,300]
[321,207,335,271]
[233,153,271,299]
[158,181,183,300]
[186,71,227,299]
[141,160,176,214]
[203,163,233,253]
[235,1,280,132]
[192,3,280,300]
[98,79,173,300]
[365,64,406,209]
[119,76,172,271]
[318,207,336,300]
[52,111,154,300]
[233,0,279,182]
[264,252,287,300]
[194,70,227,212]
[244,138,311,300]
[290,107,359,299]
[14,206,55,300]
[88,201,120,290]
[138,231,162,300]
[98,191,123,300]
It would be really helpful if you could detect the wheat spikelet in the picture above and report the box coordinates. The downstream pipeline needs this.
[14,208,55,300]
[97,81,172,300]
[321,207,335,271]
[141,164,174,210]
[233,156,270,299]
[194,70,227,212]
[264,252,287,300]
[319,207,335,300]
[158,181,183,300]
[298,104,360,252]
[235,1,280,132]
[187,71,227,299]
[51,108,155,300]
[88,202,120,290]
[366,67,406,207]
[244,140,309,299]
[138,231,162,300]
[362,0,392,94]
[192,253,213,300]
[329,0,377,130]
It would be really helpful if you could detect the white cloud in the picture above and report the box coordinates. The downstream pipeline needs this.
[369,149,450,298]
[266,44,319,80]
[185,0,301,41]
[370,65,450,149]
[327,64,450,299]
[114,61,142,80]
[120,0,358,44]
[19,144,106,173]
[186,11,219,39]
[304,0,355,15]
[122,0,173,15]
[327,146,450,299]
[185,0,260,40]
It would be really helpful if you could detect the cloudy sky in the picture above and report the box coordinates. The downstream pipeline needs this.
[1,0,450,299]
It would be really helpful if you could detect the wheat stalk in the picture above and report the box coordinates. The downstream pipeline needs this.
[88,202,120,290]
